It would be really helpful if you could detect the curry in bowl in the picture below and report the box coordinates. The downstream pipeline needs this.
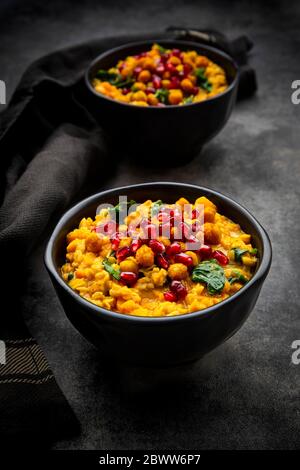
[92,43,228,106]
[61,196,257,317]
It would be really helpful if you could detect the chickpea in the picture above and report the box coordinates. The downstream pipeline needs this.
[147,93,159,106]
[204,223,221,245]
[133,81,146,91]
[168,89,183,105]
[168,263,188,280]
[119,258,139,274]
[180,78,194,93]
[131,91,147,102]
[135,245,154,267]
[169,56,181,66]
[161,79,171,88]
[138,70,151,82]
[143,57,155,70]
[195,56,209,68]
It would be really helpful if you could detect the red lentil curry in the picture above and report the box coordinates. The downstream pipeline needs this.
[61,197,258,317]
[92,43,228,106]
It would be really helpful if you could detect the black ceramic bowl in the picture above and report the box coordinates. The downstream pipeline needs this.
[85,40,239,164]
[45,183,272,367]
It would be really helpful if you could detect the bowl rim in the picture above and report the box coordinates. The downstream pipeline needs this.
[85,38,240,110]
[44,182,272,325]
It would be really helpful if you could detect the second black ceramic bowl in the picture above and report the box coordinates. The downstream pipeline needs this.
[85,40,239,164]
[45,183,271,367]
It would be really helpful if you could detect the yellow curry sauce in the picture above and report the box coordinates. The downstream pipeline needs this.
[61,197,258,317]
[92,43,228,107]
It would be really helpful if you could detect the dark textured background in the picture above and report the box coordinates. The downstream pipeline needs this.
[1,0,299,450]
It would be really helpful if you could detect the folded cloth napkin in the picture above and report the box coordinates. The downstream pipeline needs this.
[0,29,256,446]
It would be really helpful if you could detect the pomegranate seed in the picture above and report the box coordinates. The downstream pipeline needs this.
[198,245,212,259]
[172,48,181,57]
[176,221,191,240]
[192,221,202,233]
[158,211,170,224]
[120,271,138,286]
[149,239,165,254]
[164,291,177,302]
[96,221,116,235]
[152,75,161,89]
[111,233,120,251]
[166,62,176,73]
[145,86,156,94]
[161,53,170,62]
[166,242,182,256]
[212,250,229,266]
[104,221,117,234]
[183,64,192,75]
[156,253,169,269]
[159,222,171,237]
[174,253,194,267]
[130,239,142,254]
[122,88,131,95]
[142,223,158,239]
[192,86,199,95]
[170,280,188,300]
[156,64,165,75]
[169,209,182,225]
[192,208,200,219]
[116,246,130,262]
[169,77,180,89]
[133,66,142,75]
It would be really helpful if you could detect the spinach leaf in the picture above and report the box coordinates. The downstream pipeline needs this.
[194,68,212,92]
[228,269,248,285]
[155,88,169,104]
[192,260,225,294]
[102,259,121,281]
[233,248,249,262]
[233,247,258,262]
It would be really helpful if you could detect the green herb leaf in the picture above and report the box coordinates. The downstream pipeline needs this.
[151,200,163,216]
[183,96,194,104]
[109,199,136,222]
[102,259,121,281]
[95,69,134,89]
[192,259,225,294]
[95,69,119,81]
[155,43,167,54]
[155,88,169,104]
[233,248,249,262]
[194,67,212,92]
[67,273,74,281]
[228,269,248,285]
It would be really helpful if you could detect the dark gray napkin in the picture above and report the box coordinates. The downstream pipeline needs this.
[0,29,256,446]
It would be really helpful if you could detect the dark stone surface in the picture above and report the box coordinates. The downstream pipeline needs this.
[1,0,299,450]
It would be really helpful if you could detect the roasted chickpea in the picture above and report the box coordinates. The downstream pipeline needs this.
[168,263,188,280]
[168,89,183,105]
